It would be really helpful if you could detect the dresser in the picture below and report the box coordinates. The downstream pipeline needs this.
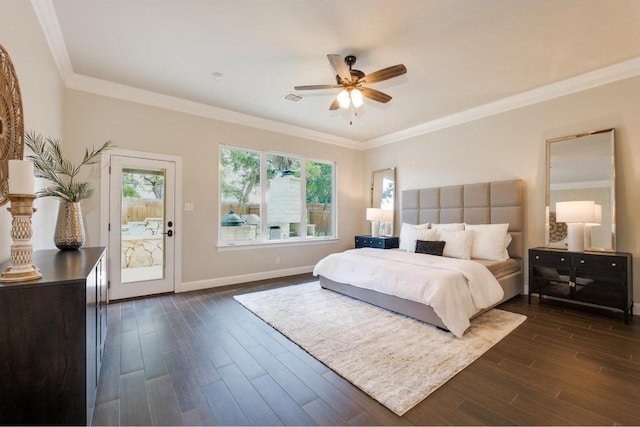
[528,247,633,323]
[0,247,108,425]
[355,235,399,249]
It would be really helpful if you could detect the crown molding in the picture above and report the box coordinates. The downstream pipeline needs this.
[364,56,640,149]
[30,0,73,80]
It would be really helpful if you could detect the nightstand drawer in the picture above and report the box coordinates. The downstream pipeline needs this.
[530,250,571,268]
[574,254,626,273]
[355,236,399,249]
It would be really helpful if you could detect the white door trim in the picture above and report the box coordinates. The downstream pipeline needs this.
[100,148,183,300]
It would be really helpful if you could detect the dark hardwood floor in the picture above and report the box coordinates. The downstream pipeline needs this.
[93,274,640,426]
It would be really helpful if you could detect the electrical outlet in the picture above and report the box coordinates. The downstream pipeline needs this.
[184,202,194,211]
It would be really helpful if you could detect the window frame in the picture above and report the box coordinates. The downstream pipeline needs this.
[218,144,337,247]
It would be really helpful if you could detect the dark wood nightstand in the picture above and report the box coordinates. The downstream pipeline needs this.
[355,235,399,249]
[529,247,633,323]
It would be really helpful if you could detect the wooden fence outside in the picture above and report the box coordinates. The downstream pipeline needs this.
[122,198,164,224]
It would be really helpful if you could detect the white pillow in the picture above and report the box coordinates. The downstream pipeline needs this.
[439,229,474,260]
[464,223,510,261]
[399,223,433,252]
[431,223,465,231]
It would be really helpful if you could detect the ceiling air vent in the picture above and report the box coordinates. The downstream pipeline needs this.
[283,93,303,102]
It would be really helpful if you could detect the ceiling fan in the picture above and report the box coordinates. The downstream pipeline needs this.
[294,54,407,110]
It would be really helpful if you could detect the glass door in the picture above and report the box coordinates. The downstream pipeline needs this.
[108,155,176,300]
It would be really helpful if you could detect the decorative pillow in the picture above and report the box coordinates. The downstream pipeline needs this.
[464,223,510,261]
[438,229,474,260]
[415,240,446,256]
[399,223,434,252]
[431,223,465,231]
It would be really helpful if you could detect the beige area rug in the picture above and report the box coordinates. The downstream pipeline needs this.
[234,282,526,416]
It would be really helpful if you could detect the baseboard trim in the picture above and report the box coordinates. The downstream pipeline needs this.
[178,265,315,293]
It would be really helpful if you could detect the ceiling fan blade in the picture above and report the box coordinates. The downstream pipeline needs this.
[362,64,407,84]
[329,98,340,110]
[294,84,342,90]
[360,87,392,103]
[327,54,352,83]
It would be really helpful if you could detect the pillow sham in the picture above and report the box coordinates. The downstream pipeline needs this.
[415,240,446,256]
[431,223,465,231]
[464,223,510,261]
[438,229,474,260]
[398,223,434,252]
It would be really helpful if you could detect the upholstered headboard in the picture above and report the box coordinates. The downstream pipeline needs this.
[401,179,524,259]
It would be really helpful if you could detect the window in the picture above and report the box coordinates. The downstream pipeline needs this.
[219,145,336,245]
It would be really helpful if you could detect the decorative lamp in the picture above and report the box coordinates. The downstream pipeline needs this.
[555,200,596,252]
[366,207,383,237]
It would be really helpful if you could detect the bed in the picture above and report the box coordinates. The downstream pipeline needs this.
[314,179,524,337]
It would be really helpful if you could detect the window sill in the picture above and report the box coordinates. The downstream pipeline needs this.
[217,237,339,251]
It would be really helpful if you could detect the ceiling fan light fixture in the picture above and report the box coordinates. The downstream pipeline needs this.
[337,89,351,109]
[351,88,364,108]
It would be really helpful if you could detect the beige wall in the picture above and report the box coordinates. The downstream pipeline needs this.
[363,75,640,300]
[63,90,363,287]
[0,1,64,261]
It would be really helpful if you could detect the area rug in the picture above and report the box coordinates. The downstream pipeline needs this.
[233,282,526,416]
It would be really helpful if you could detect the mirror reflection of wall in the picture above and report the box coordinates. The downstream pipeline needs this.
[546,129,615,251]
[371,167,396,236]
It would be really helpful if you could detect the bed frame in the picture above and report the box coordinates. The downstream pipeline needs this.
[319,179,525,331]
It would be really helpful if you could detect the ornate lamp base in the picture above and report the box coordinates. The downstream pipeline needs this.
[0,194,42,283]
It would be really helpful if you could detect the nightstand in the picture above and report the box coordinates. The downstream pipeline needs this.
[355,235,399,249]
[529,247,633,323]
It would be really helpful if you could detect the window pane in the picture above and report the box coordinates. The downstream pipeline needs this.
[267,154,302,239]
[220,147,261,243]
[306,161,333,237]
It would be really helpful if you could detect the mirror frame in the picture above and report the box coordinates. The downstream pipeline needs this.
[371,167,396,236]
[545,128,615,251]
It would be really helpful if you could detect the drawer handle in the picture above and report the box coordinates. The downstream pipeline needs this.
[535,256,539,260]
[612,263,617,267]
[580,260,585,264]
[560,258,565,262]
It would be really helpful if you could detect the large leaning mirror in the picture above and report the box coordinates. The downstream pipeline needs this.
[546,128,615,251]
[371,167,395,236]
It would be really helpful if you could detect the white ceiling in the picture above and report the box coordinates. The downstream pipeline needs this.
[37,0,640,147]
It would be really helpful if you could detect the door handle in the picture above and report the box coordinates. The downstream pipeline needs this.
[163,230,173,237]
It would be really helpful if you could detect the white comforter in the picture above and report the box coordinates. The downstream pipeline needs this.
[312,248,504,337]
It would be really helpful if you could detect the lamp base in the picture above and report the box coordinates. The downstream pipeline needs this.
[370,221,380,237]
[0,265,42,283]
[566,223,585,252]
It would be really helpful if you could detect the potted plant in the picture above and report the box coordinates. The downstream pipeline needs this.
[24,131,114,250]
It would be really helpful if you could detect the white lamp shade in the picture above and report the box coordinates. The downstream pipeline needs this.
[556,201,596,224]
[337,89,350,109]
[350,88,364,108]
[366,208,383,221]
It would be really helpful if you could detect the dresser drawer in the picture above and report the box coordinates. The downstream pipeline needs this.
[530,250,571,268]
[574,253,626,273]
